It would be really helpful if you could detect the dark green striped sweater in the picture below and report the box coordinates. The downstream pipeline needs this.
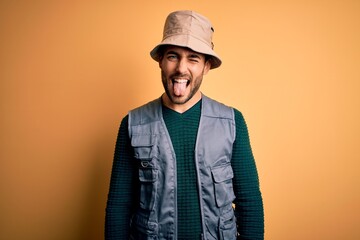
[105,100,264,239]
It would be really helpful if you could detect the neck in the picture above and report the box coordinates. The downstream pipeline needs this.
[161,92,202,113]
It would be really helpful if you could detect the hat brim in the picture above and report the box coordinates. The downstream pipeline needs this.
[150,34,222,69]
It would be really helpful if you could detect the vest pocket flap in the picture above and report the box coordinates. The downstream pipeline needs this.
[139,168,158,182]
[212,164,236,207]
[212,164,234,183]
[131,135,155,159]
[131,135,155,147]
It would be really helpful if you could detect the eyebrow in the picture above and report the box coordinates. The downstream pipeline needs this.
[166,50,202,59]
[188,53,201,59]
[166,51,180,56]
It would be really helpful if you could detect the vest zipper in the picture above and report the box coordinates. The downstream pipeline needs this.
[194,113,207,240]
[174,154,178,240]
[160,116,178,239]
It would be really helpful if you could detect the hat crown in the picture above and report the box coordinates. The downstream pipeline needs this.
[163,11,214,49]
[150,10,222,69]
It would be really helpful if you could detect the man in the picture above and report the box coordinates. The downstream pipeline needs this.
[105,10,264,240]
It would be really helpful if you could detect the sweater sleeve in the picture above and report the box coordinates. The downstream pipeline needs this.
[105,115,137,239]
[232,109,264,240]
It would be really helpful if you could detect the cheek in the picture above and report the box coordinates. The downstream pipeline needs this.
[159,61,168,71]
[160,64,176,77]
[191,67,205,78]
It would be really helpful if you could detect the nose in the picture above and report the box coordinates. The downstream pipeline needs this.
[176,58,188,73]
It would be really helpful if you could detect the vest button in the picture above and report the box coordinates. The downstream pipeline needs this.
[141,161,150,168]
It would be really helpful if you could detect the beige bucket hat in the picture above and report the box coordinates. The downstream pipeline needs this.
[150,10,222,69]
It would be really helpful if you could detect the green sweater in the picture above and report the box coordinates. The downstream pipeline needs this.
[105,100,264,239]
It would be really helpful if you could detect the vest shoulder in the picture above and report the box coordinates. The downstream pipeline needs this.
[129,98,161,126]
[202,96,234,120]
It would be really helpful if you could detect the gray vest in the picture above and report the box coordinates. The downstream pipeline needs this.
[128,95,237,240]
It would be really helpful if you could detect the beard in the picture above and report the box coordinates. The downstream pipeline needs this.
[161,70,203,105]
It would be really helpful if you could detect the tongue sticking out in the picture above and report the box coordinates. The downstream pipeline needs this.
[173,81,187,96]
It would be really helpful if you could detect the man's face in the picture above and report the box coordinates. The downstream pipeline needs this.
[159,46,211,107]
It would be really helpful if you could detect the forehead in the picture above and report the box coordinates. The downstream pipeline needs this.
[163,45,205,58]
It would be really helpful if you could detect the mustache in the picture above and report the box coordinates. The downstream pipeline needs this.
[169,72,191,80]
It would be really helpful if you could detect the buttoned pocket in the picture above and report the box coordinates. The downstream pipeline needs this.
[211,162,236,207]
[138,165,158,210]
[132,135,158,210]
[131,134,156,160]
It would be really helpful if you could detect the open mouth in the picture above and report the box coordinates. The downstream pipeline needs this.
[172,78,190,86]
[172,78,190,96]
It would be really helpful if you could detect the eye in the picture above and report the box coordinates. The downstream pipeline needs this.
[189,54,201,63]
[189,58,199,63]
[167,54,178,61]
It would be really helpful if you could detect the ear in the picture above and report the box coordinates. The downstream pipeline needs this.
[203,60,211,75]
[158,56,164,69]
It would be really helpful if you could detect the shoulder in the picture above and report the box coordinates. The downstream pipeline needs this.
[232,108,249,132]
[233,108,245,124]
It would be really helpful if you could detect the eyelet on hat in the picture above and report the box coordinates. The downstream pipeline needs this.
[150,10,222,69]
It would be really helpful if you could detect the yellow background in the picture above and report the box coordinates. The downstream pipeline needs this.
[1,1,359,239]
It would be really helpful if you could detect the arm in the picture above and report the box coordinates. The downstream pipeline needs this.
[232,109,264,240]
[105,115,137,239]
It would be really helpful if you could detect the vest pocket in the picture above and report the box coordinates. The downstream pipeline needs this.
[131,135,158,210]
[131,134,156,159]
[139,166,158,210]
[219,207,237,240]
[130,212,158,239]
[211,162,236,207]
